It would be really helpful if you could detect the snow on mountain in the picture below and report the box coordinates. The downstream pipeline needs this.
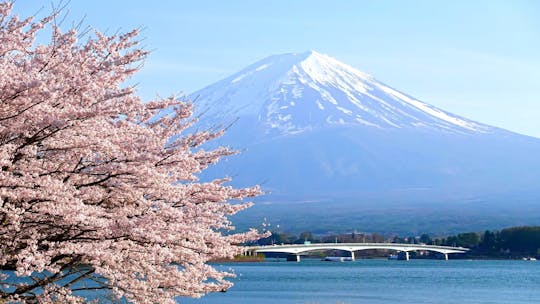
[187,50,540,196]
[188,51,540,233]
[192,51,494,135]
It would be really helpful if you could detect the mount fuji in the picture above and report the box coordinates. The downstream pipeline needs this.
[195,51,495,135]
[189,51,540,234]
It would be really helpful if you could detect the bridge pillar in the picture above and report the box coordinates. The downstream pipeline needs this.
[443,253,448,260]
[350,251,355,261]
[405,251,410,261]
[286,254,300,262]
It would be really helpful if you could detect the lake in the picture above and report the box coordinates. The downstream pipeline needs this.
[180,259,540,304]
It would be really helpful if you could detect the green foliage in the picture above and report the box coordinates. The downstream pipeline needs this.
[498,226,540,254]
[257,231,297,245]
[444,232,480,248]
[419,234,432,244]
[440,226,540,257]
[299,231,314,242]
[254,226,540,258]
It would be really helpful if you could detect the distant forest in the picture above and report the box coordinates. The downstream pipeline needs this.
[254,226,540,258]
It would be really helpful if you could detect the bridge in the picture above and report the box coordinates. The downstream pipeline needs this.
[244,243,469,262]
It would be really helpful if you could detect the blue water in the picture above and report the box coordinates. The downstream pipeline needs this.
[180,259,540,304]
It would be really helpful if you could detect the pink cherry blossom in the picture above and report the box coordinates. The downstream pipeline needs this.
[0,2,266,303]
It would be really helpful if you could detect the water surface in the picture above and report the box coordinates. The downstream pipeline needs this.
[180,259,540,304]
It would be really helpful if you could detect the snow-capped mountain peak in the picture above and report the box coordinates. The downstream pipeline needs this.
[190,51,540,233]
[192,51,493,135]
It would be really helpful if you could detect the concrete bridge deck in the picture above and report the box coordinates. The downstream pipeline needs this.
[245,243,469,261]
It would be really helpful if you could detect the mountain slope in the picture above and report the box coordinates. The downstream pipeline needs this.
[188,51,540,234]
[194,51,495,136]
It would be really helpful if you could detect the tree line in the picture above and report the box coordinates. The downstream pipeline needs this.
[254,226,540,258]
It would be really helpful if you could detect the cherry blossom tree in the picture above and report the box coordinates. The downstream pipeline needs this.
[0,2,264,303]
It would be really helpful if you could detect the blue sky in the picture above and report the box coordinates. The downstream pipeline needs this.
[12,1,540,138]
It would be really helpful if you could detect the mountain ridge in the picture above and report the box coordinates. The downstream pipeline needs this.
[192,51,499,137]
[186,51,540,234]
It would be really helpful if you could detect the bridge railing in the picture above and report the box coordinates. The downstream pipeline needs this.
[247,242,469,252]
[243,242,469,262]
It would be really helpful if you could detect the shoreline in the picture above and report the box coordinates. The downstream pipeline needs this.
[210,254,266,263]
[211,255,539,263]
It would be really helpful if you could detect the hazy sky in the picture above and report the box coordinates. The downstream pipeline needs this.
[12,1,540,138]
